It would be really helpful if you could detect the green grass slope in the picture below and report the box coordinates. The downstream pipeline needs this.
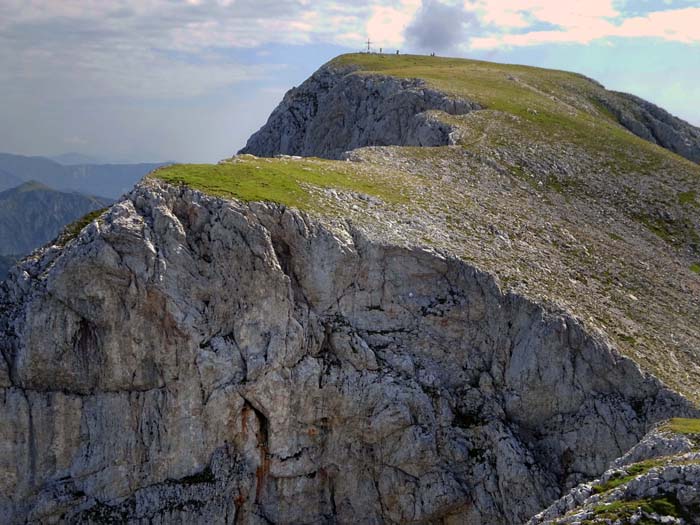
[153,155,408,211]
[333,53,697,163]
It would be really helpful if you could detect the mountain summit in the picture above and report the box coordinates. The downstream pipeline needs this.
[1,54,699,524]
[241,54,700,163]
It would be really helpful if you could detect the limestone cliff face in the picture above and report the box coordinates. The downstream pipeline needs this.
[0,180,696,524]
[239,64,480,159]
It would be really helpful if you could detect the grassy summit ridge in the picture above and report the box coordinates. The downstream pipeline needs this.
[332,53,694,160]
[333,53,700,250]
[334,54,700,184]
[153,155,408,211]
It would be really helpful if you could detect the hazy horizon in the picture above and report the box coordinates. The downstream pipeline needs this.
[2,0,699,163]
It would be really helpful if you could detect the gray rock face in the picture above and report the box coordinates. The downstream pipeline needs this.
[1,180,696,524]
[239,64,479,159]
[598,91,700,163]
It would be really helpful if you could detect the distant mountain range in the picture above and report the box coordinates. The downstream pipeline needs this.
[0,181,112,261]
[0,153,167,198]
[0,167,23,190]
[49,152,105,165]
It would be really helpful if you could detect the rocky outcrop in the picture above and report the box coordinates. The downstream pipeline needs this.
[598,91,700,163]
[530,426,700,524]
[239,64,480,159]
[1,180,696,524]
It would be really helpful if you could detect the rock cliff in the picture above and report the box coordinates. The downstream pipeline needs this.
[239,64,480,159]
[2,54,700,524]
[0,180,696,524]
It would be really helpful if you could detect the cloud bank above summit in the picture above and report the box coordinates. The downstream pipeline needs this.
[1,0,698,163]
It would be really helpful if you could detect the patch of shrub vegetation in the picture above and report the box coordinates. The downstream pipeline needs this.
[591,495,683,520]
[591,459,664,494]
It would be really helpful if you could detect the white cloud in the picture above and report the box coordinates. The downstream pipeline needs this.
[468,0,618,29]
[0,1,421,102]
[367,0,421,49]
[0,1,423,56]
[468,2,700,49]
[615,7,700,43]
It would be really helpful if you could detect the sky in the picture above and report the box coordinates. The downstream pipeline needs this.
[1,0,699,163]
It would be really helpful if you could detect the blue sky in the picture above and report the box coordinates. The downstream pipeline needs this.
[1,0,698,163]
